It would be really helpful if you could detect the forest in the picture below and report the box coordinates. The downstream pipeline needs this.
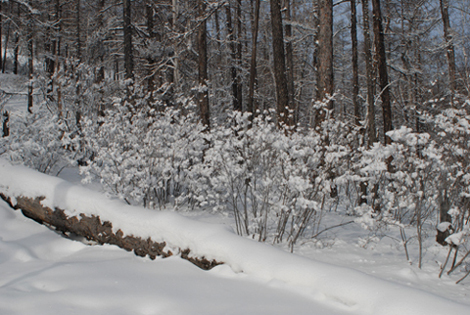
[1,0,470,281]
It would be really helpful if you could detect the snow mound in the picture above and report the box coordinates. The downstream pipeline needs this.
[0,158,468,315]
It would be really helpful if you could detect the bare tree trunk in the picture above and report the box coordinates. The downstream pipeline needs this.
[439,0,457,96]
[285,0,296,124]
[269,0,291,127]
[372,0,392,145]
[197,0,210,128]
[235,0,243,111]
[95,0,105,84]
[2,111,9,137]
[247,0,261,118]
[13,2,20,75]
[226,4,241,111]
[351,0,360,126]
[123,0,134,80]
[146,2,156,100]
[75,0,81,61]
[316,0,334,125]
[27,24,33,114]
[361,0,376,146]
[0,1,3,71]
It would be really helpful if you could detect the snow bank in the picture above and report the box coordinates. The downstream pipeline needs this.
[0,158,468,315]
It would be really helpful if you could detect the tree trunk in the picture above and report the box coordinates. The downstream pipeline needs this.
[146,2,156,99]
[13,2,20,75]
[269,0,291,127]
[247,0,261,118]
[2,111,9,137]
[27,20,34,114]
[285,0,296,124]
[361,0,376,146]
[317,0,334,103]
[372,0,392,145]
[197,0,210,128]
[95,0,105,84]
[351,0,360,126]
[75,0,81,61]
[123,0,134,80]
[0,1,3,72]
[439,0,457,96]
[236,0,243,111]
[226,4,241,111]
[316,0,334,125]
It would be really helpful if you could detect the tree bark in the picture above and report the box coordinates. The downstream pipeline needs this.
[269,0,291,127]
[0,1,3,72]
[13,2,20,75]
[361,0,376,146]
[27,19,34,114]
[226,4,241,111]
[372,0,392,144]
[351,0,360,126]
[197,0,210,128]
[439,0,457,96]
[236,0,243,111]
[317,0,334,104]
[75,0,81,61]
[123,0,134,80]
[285,0,296,124]
[247,0,261,118]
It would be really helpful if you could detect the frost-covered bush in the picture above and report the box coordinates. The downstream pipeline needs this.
[81,100,207,208]
[0,105,78,174]
[203,111,352,249]
[354,126,442,266]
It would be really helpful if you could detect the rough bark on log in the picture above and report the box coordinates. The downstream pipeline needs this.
[0,193,221,270]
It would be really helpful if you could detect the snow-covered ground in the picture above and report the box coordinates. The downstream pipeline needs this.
[1,160,470,315]
[2,73,470,314]
[0,198,349,315]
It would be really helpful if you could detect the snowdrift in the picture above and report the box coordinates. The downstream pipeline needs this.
[0,158,468,315]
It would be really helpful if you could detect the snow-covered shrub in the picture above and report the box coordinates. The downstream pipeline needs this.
[0,105,78,175]
[80,100,207,208]
[355,126,442,266]
[203,110,352,250]
[426,106,470,278]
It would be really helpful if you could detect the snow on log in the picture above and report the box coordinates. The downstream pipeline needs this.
[1,159,469,315]
[0,159,221,270]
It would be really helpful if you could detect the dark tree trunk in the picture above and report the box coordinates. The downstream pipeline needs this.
[146,2,156,99]
[269,0,291,127]
[95,0,105,84]
[372,0,392,144]
[439,0,457,95]
[123,0,134,80]
[285,0,296,124]
[2,111,9,137]
[361,0,376,146]
[13,2,20,75]
[197,0,210,128]
[316,0,334,125]
[226,4,241,111]
[0,1,2,72]
[75,0,81,61]
[317,0,334,102]
[247,0,261,118]
[28,26,33,113]
[351,0,360,126]
[235,0,243,111]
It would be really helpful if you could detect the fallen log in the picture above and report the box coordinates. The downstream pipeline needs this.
[0,193,221,270]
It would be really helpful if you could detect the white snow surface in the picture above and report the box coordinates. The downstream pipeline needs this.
[1,158,469,315]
